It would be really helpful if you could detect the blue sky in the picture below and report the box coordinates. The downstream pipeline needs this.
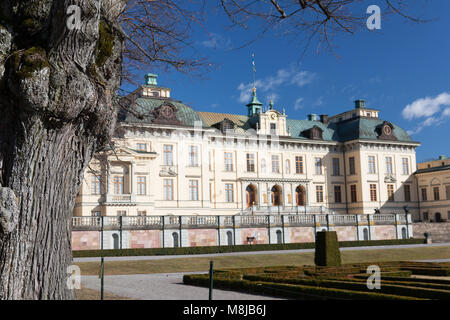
[122,1,450,163]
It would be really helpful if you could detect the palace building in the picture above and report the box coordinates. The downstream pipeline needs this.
[415,156,450,222]
[73,74,421,220]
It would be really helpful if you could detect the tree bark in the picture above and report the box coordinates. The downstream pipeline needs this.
[0,0,124,299]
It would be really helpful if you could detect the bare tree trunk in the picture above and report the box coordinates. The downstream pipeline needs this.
[0,0,124,299]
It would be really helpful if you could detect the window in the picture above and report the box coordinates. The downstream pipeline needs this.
[295,156,304,174]
[117,210,126,216]
[270,123,276,134]
[404,185,411,202]
[332,158,340,176]
[91,211,101,217]
[137,176,146,195]
[349,157,355,175]
[261,159,266,173]
[163,145,173,165]
[316,185,324,203]
[246,153,255,172]
[402,158,409,175]
[113,176,124,194]
[272,155,280,173]
[285,160,290,174]
[91,175,101,195]
[136,143,147,152]
[225,184,234,202]
[350,185,357,203]
[387,184,394,201]
[334,186,342,203]
[189,145,199,167]
[386,157,393,174]
[224,152,233,171]
[446,185,450,200]
[421,188,427,201]
[189,180,199,201]
[137,211,147,216]
[433,187,440,201]
[163,179,174,200]
[368,156,376,174]
[370,184,377,202]
[315,157,322,175]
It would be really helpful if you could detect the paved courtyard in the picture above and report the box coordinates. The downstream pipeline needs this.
[81,272,283,300]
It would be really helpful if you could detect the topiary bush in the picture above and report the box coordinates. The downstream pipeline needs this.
[314,231,341,267]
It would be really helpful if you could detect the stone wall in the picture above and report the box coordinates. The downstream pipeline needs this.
[413,222,450,243]
[71,213,414,250]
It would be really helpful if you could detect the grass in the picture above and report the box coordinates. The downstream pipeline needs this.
[75,245,450,276]
[75,287,132,300]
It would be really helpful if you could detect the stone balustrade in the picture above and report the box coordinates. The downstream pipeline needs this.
[72,213,409,231]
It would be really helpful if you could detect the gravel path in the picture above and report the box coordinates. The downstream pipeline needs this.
[74,242,450,263]
[81,272,283,300]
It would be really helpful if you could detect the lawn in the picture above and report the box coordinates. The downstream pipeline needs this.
[74,245,450,276]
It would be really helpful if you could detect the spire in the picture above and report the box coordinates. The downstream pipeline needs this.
[247,54,262,117]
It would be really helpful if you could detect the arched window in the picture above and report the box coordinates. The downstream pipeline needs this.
[172,232,179,248]
[226,231,233,246]
[401,227,407,239]
[112,233,119,249]
[276,230,282,244]
[285,160,290,174]
[363,228,369,241]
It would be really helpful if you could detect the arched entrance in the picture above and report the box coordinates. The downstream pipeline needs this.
[172,232,179,248]
[271,185,282,206]
[401,227,407,239]
[226,231,233,246]
[295,185,306,206]
[112,233,119,249]
[246,184,257,208]
[276,230,282,244]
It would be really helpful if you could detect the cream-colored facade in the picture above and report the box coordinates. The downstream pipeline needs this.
[73,75,421,219]
[415,156,450,222]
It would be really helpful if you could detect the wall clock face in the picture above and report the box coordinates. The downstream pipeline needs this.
[383,125,392,135]
[161,105,173,118]
[270,113,277,120]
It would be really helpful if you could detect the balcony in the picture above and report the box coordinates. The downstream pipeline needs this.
[104,194,136,204]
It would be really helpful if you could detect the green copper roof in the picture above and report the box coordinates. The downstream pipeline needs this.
[246,90,262,106]
[286,119,336,140]
[331,118,414,143]
[119,96,206,127]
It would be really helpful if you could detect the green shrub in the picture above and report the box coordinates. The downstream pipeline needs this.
[183,274,420,300]
[243,274,450,300]
[314,231,341,267]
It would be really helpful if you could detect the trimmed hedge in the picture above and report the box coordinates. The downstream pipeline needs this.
[314,231,341,267]
[243,274,450,300]
[72,238,425,258]
[183,274,420,300]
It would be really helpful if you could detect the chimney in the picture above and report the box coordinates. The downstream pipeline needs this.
[354,99,366,109]
[320,114,328,125]
[307,114,317,121]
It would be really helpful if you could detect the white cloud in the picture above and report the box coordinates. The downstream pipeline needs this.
[236,65,316,104]
[403,92,450,136]
[294,97,304,111]
[402,92,450,120]
[313,96,324,107]
[201,33,231,49]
